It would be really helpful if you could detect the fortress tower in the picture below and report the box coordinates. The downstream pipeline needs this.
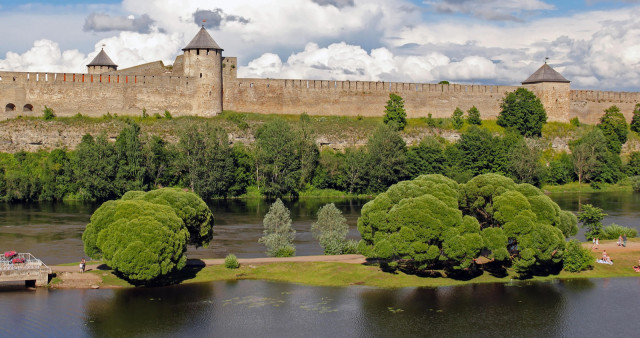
[182,26,224,116]
[522,63,571,122]
[87,48,118,74]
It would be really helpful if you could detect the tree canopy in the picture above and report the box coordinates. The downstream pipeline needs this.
[497,88,547,137]
[357,173,576,276]
[598,105,629,154]
[259,198,296,257]
[82,188,214,284]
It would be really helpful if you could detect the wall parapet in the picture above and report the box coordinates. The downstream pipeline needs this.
[232,77,516,94]
[0,71,193,87]
[571,90,640,104]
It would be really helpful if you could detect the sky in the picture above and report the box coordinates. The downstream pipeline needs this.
[1,0,639,91]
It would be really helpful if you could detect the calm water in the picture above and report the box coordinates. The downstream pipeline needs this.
[2,278,640,337]
[0,198,367,264]
[2,193,640,337]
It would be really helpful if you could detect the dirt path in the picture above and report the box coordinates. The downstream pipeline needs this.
[50,254,367,274]
[581,240,640,253]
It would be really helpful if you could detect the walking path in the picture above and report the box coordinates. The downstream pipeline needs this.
[582,240,640,253]
[51,254,367,273]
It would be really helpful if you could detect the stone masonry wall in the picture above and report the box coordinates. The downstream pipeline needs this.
[224,77,520,119]
[570,90,640,124]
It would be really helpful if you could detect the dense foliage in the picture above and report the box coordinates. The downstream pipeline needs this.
[383,93,407,130]
[497,88,547,137]
[451,107,464,129]
[312,203,354,255]
[577,204,605,240]
[357,174,576,277]
[1,106,638,203]
[598,105,628,154]
[563,239,594,272]
[601,224,637,240]
[82,188,214,284]
[224,254,239,269]
[631,104,640,133]
[259,199,296,257]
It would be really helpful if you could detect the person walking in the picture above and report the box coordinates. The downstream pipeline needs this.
[617,235,623,246]
[623,234,627,247]
[80,258,86,273]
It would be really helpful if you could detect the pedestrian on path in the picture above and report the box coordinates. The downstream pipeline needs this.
[623,234,627,247]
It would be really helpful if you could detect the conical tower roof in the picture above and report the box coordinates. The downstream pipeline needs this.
[522,63,570,84]
[87,48,117,67]
[182,26,223,51]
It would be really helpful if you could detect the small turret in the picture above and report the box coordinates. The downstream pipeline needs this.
[182,25,224,116]
[522,62,571,122]
[87,48,118,74]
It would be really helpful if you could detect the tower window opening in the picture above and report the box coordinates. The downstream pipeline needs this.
[200,73,203,78]
[197,50,200,56]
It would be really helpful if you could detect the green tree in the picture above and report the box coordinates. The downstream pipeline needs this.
[546,153,575,185]
[630,103,640,133]
[598,105,628,154]
[229,143,254,196]
[577,204,605,240]
[383,93,407,130]
[254,120,301,197]
[497,88,547,137]
[341,147,367,194]
[563,239,594,272]
[438,80,450,85]
[298,113,319,188]
[365,124,407,193]
[625,151,640,176]
[456,127,510,176]
[312,203,351,255]
[178,124,235,198]
[121,188,214,247]
[144,135,179,188]
[508,138,543,185]
[357,173,573,276]
[405,136,448,179]
[451,107,464,129]
[259,199,296,257]
[467,106,481,125]
[74,134,118,201]
[84,199,189,284]
[115,122,146,193]
[570,129,621,184]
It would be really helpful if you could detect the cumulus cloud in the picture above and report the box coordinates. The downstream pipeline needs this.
[83,13,155,33]
[0,40,88,73]
[239,42,499,84]
[193,9,250,29]
[424,0,555,21]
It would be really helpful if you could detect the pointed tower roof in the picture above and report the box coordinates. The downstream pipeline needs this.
[87,48,117,67]
[182,26,223,51]
[522,63,570,85]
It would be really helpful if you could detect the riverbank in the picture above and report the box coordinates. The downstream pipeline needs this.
[543,181,634,193]
[49,239,640,289]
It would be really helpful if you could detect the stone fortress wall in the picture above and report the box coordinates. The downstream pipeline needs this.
[1,27,639,124]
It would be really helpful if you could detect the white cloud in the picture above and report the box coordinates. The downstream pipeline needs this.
[0,40,87,73]
[424,0,556,21]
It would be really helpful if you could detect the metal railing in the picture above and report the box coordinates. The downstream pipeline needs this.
[0,253,49,272]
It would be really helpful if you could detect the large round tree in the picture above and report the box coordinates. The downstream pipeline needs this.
[82,188,214,284]
[357,174,577,276]
[497,88,547,137]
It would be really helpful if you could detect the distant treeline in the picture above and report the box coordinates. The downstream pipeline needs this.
[0,115,639,202]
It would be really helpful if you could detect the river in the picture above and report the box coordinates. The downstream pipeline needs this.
[2,192,640,336]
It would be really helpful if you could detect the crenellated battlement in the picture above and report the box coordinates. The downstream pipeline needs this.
[0,71,193,87]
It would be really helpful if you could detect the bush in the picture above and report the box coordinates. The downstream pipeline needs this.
[43,106,56,120]
[224,254,240,269]
[570,117,580,127]
[578,204,605,240]
[258,199,296,257]
[164,110,172,119]
[563,239,594,272]
[602,224,637,240]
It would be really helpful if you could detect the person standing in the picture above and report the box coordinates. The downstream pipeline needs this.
[623,234,627,247]
[617,235,623,246]
[80,258,86,273]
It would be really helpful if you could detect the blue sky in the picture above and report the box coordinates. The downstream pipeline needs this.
[1,0,640,91]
